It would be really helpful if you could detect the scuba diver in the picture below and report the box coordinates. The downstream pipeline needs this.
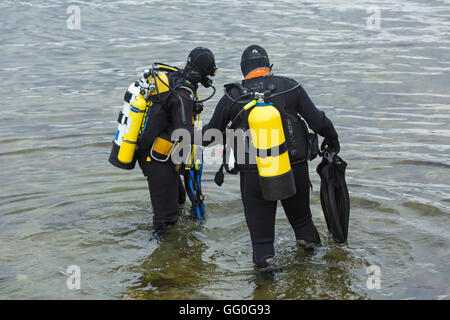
[109,47,217,238]
[202,45,340,271]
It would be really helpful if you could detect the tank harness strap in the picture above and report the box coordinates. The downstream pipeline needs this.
[278,78,287,113]
[256,142,287,158]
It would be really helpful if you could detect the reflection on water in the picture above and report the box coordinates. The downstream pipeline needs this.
[0,0,449,300]
[125,216,216,300]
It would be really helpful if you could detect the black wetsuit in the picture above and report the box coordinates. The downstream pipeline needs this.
[137,72,196,232]
[203,74,338,267]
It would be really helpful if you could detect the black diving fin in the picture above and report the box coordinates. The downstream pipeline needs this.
[316,149,350,243]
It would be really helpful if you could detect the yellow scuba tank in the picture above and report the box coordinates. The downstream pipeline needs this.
[117,92,148,164]
[109,66,173,169]
[246,96,296,201]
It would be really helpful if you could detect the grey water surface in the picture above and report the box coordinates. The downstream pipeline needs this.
[0,0,449,299]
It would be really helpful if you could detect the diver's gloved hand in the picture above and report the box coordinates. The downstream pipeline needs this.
[316,124,339,153]
[321,137,340,154]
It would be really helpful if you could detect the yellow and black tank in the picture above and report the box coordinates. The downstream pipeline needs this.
[108,67,172,170]
[246,100,296,201]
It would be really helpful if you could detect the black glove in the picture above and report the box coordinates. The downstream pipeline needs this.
[321,138,340,154]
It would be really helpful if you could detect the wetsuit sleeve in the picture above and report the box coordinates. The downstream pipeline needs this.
[290,79,338,140]
[202,94,233,146]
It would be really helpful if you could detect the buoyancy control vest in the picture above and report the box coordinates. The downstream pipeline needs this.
[140,70,199,161]
[218,75,317,200]
[108,64,198,170]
